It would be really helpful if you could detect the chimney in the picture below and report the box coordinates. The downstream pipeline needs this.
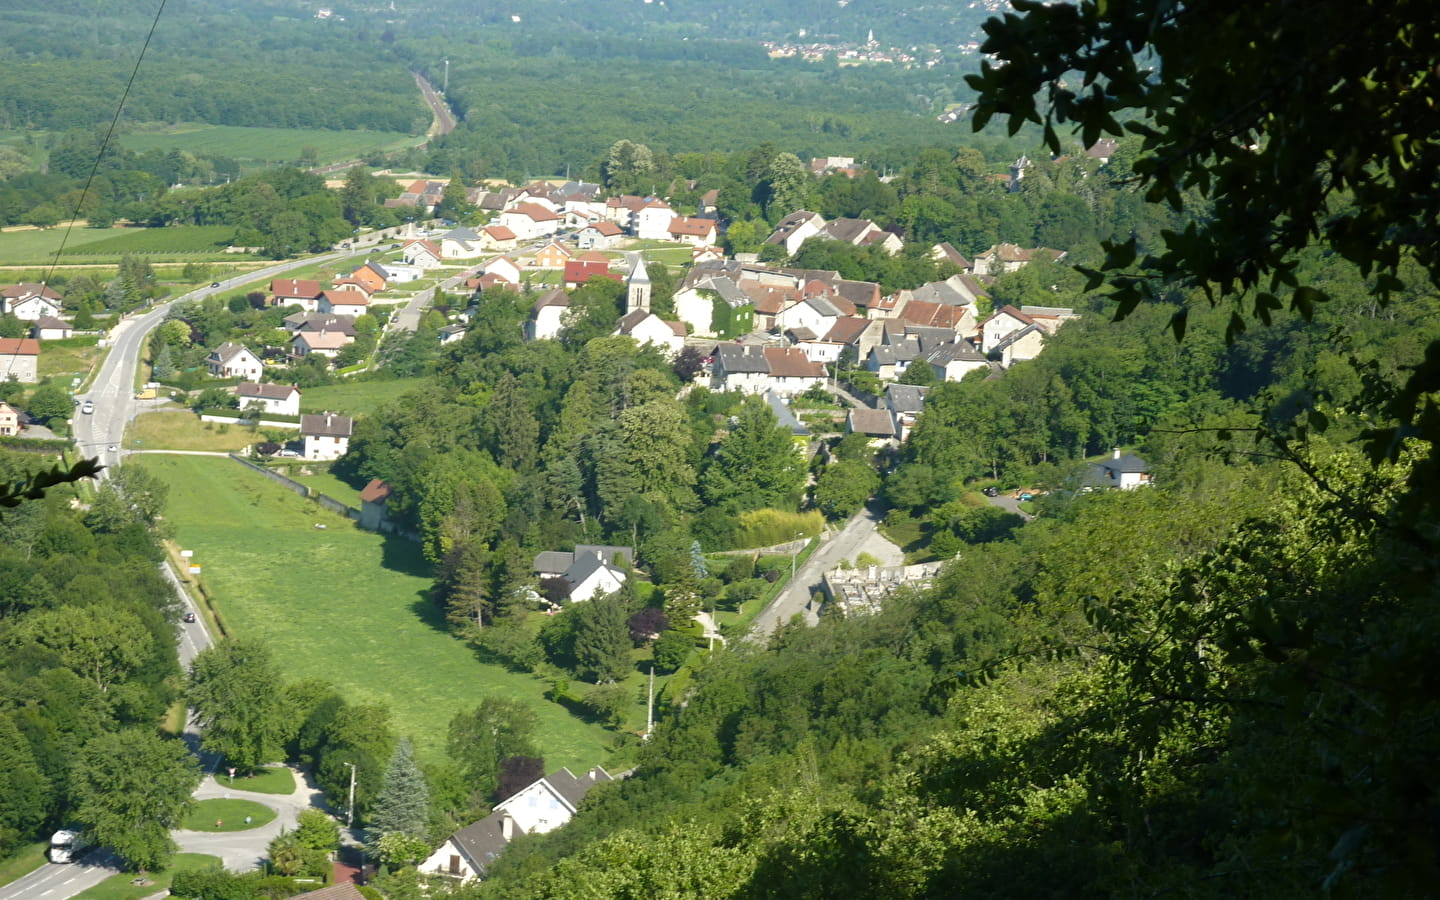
[501,813,514,841]
[1113,447,1121,459]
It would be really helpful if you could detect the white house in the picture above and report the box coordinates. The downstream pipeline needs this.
[533,545,634,603]
[924,341,990,381]
[497,202,563,241]
[271,278,325,310]
[438,227,486,259]
[633,200,674,240]
[299,412,352,461]
[613,309,685,356]
[672,276,750,337]
[885,383,929,442]
[206,342,264,381]
[477,225,518,251]
[419,767,613,883]
[236,382,301,417]
[577,221,625,250]
[527,289,571,341]
[1086,449,1153,490]
[291,330,353,359]
[319,289,370,318]
[482,256,522,286]
[0,338,39,383]
[971,243,1066,277]
[32,316,73,340]
[774,295,844,337]
[401,239,444,269]
[0,283,63,320]
[666,216,718,246]
[764,210,826,256]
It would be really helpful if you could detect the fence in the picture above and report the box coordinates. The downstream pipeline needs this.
[226,452,419,542]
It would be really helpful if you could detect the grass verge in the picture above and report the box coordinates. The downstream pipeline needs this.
[0,842,46,889]
[72,853,221,900]
[215,766,296,795]
[298,377,429,418]
[182,799,276,832]
[138,454,612,769]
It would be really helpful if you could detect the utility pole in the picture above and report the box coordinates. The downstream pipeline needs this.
[344,762,357,827]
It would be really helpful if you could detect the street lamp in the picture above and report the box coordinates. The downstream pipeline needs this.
[792,532,804,582]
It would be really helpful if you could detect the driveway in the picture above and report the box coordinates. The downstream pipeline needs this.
[174,768,330,871]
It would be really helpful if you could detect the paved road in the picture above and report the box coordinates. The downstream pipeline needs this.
[414,71,456,136]
[0,853,123,900]
[175,768,329,871]
[389,271,468,333]
[747,501,903,640]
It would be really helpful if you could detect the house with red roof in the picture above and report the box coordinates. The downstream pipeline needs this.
[666,216,718,246]
[0,338,40,382]
[271,278,325,310]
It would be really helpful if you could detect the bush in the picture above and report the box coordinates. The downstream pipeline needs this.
[580,682,632,728]
[733,508,824,549]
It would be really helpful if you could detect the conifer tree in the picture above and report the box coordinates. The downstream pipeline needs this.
[369,738,429,840]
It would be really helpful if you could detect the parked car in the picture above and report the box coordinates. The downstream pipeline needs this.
[983,486,999,497]
[1018,492,1035,502]
[210,282,221,287]
[182,612,197,623]
[81,400,94,414]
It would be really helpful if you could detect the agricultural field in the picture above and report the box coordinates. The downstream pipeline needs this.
[139,455,612,770]
[0,225,241,266]
[119,125,421,166]
[299,377,429,418]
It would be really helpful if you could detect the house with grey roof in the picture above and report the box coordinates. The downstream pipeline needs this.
[924,340,990,382]
[420,766,614,883]
[1085,449,1153,490]
[299,412,352,461]
[885,383,929,441]
[527,289,572,341]
[533,545,634,603]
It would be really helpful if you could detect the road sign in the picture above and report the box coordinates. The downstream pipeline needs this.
[180,550,194,558]
[189,566,202,575]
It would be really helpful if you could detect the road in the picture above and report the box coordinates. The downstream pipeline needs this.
[414,71,456,136]
[71,252,353,474]
[389,270,469,333]
[747,500,903,641]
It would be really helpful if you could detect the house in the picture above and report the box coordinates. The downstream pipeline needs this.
[711,345,825,396]
[764,390,810,438]
[764,211,826,257]
[992,324,1048,367]
[577,221,624,250]
[633,200,674,240]
[349,262,390,294]
[283,313,356,336]
[1086,448,1153,490]
[319,289,370,318]
[527,289,571,341]
[847,407,897,444]
[270,278,325,310]
[614,309,685,356]
[775,294,846,337]
[698,188,720,214]
[0,283,63,320]
[206,342,263,381]
[497,202,563,241]
[533,545,634,603]
[980,306,1039,352]
[924,341,990,381]
[438,227,486,259]
[0,338,39,383]
[810,156,856,175]
[236,382,300,417]
[764,347,828,395]
[930,242,972,272]
[439,324,467,344]
[32,316,73,340]
[401,239,444,269]
[563,259,620,289]
[291,329,353,359]
[299,412,352,461]
[666,216,718,246]
[0,401,19,435]
[971,243,1067,277]
[532,241,573,269]
[673,276,753,337]
[1019,305,1080,335]
[420,767,613,883]
[1085,138,1120,163]
[290,883,367,900]
[885,383,929,441]
[477,225,518,251]
[358,478,391,530]
[381,262,424,284]
[482,256,522,286]
[691,244,725,264]
[818,218,894,253]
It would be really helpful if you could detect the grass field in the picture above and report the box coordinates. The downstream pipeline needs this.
[182,799,276,832]
[289,467,362,507]
[37,338,102,383]
[119,125,420,163]
[73,853,221,900]
[128,412,257,452]
[139,455,612,770]
[299,377,429,417]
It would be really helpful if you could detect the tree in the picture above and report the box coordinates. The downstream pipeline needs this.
[72,729,200,871]
[370,738,430,847]
[572,589,632,684]
[186,638,288,774]
[434,171,471,221]
[446,698,538,800]
[25,381,72,423]
[763,152,809,221]
[813,459,880,520]
[673,345,705,382]
[700,395,806,511]
[651,629,693,674]
[968,0,1440,521]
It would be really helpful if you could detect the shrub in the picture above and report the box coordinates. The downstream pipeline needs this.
[652,629,694,674]
[733,508,824,548]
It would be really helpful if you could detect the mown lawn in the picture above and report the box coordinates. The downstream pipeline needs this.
[182,799,276,832]
[219,766,295,795]
[128,411,257,452]
[72,854,221,900]
[138,455,612,770]
[287,467,361,507]
[299,377,429,418]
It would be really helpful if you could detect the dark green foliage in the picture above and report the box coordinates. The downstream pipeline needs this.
[447,698,539,802]
[572,591,633,684]
[370,738,431,841]
[650,630,693,675]
[186,638,288,774]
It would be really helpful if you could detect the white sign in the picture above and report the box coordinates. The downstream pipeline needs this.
[180,550,194,558]
[189,566,202,575]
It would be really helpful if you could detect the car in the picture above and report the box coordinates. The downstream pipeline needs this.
[983,486,999,497]
[210,282,220,288]
[81,401,94,415]
[1019,492,1035,502]
[107,445,116,452]
[183,612,197,623]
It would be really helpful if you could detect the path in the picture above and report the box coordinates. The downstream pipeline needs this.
[174,768,327,871]
[747,500,903,641]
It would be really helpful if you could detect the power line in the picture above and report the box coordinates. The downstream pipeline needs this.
[44,0,169,285]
